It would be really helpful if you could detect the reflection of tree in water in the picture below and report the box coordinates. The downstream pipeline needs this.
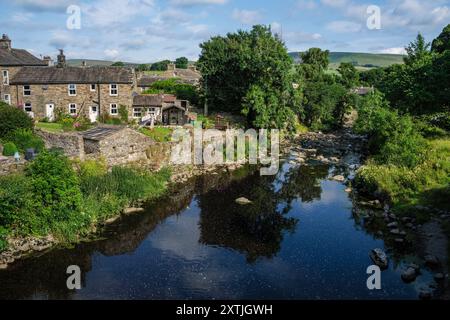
[198,168,311,263]
[277,164,330,212]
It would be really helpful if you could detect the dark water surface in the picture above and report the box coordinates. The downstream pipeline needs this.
[0,160,430,299]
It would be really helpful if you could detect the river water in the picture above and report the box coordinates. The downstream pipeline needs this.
[0,159,433,300]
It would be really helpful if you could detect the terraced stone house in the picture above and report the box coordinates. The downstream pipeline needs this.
[1,34,191,125]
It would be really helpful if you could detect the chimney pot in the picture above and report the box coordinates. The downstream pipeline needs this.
[0,34,12,50]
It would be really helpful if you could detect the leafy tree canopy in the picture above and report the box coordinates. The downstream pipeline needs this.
[175,57,189,69]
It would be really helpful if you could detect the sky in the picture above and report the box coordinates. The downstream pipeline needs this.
[1,0,449,63]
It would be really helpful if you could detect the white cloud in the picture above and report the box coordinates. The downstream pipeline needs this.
[326,20,362,33]
[379,47,406,54]
[296,0,317,10]
[284,30,323,45]
[11,12,33,23]
[83,0,154,27]
[104,49,120,59]
[232,9,262,25]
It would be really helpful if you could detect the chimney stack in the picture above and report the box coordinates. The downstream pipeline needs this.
[81,60,87,67]
[0,34,12,50]
[57,49,66,68]
[43,56,53,66]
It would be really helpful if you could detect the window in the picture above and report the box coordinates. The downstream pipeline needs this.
[90,84,96,91]
[133,108,142,118]
[148,107,156,112]
[24,102,32,112]
[23,85,31,96]
[2,70,9,85]
[110,84,118,96]
[4,94,10,104]
[69,103,77,115]
[68,84,77,96]
[110,104,118,115]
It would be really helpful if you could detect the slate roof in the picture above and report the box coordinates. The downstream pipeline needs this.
[10,66,134,84]
[137,76,166,87]
[133,94,163,106]
[81,126,126,141]
[0,48,47,66]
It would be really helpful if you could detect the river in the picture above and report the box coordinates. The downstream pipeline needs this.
[0,157,434,299]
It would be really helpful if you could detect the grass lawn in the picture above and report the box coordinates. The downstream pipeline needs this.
[139,127,173,142]
[36,122,64,133]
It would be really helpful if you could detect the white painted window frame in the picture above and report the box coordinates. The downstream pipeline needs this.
[110,103,118,115]
[109,84,118,96]
[69,103,77,115]
[2,70,9,85]
[68,84,77,96]
[23,85,31,96]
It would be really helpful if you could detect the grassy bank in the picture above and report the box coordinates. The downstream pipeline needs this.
[0,151,171,252]
[355,138,450,213]
[353,92,449,215]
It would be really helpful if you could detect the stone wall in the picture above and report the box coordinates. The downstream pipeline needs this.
[35,129,85,159]
[93,128,155,167]
[0,156,26,176]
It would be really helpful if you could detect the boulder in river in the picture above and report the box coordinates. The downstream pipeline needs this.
[424,255,440,267]
[235,197,252,205]
[332,175,345,182]
[401,267,418,283]
[369,248,389,269]
[418,289,432,300]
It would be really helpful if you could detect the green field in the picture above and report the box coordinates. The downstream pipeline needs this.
[289,52,404,68]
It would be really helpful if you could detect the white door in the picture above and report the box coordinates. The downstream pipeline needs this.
[45,104,55,122]
[89,105,99,123]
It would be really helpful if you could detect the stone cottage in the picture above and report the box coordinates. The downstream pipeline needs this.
[132,94,190,126]
[0,34,48,106]
[9,49,136,122]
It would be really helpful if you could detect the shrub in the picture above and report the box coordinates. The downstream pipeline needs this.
[119,105,129,123]
[355,92,427,168]
[60,117,75,131]
[26,150,83,226]
[0,102,34,138]
[0,174,44,235]
[5,129,45,153]
[0,226,8,252]
[77,159,107,180]
[2,142,18,156]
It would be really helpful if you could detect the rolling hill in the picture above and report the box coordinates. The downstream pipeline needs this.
[289,52,404,69]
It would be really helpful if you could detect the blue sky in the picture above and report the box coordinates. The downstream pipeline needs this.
[1,0,449,62]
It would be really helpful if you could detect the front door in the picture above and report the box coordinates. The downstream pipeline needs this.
[45,104,55,122]
[89,105,99,123]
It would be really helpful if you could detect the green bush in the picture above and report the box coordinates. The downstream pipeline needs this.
[26,150,83,226]
[5,129,45,153]
[0,174,44,235]
[355,92,427,168]
[0,226,8,252]
[2,142,18,156]
[0,102,34,138]
[119,105,129,123]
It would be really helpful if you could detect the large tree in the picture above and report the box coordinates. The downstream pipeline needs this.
[431,24,450,54]
[404,33,431,65]
[197,25,299,129]
[300,48,330,70]
[338,62,359,89]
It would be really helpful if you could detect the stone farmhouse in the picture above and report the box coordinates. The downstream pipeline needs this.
[0,34,193,126]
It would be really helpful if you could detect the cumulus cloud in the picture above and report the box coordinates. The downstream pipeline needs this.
[284,30,323,45]
[83,0,154,27]
[104,49,120,59]
[321,0,349,8]
[232,9,262,25]
[379,47,407,54]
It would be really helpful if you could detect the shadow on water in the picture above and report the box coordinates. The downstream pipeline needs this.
[0,163,424,299]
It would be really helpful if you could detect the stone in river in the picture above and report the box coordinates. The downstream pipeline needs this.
[235,197,252,205]
[401,267,418,283]
[369,248,389,269]
[332,175,345,182]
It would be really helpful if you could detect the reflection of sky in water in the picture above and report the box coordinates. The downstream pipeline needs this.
[1,164,427,300]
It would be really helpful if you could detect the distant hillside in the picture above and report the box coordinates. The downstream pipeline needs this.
[289,52,404,69]
[67,59,139,67]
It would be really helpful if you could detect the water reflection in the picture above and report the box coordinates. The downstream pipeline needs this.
[0,163,420,299]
